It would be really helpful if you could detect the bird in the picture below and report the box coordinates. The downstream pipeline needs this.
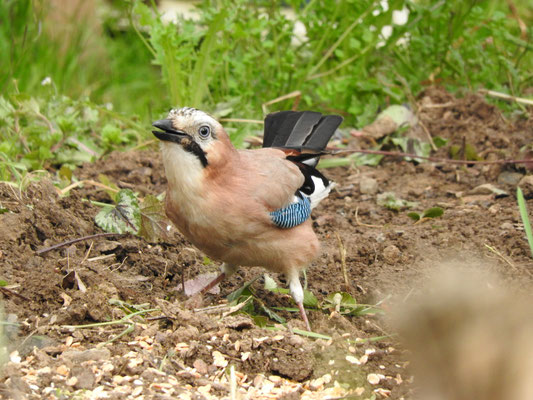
[152,107,343,330]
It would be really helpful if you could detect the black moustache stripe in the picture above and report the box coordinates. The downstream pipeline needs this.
[181,137,208,168]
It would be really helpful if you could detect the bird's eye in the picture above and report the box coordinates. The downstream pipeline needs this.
[198,125,211,139]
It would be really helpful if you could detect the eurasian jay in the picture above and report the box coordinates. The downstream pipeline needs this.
[152,108,342,330]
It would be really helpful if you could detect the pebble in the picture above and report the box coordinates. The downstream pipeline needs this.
[500,222,514,230]
[212,351,228,368]
[497,171,523,186]
[360,177,379,195]
[518,175,533,198]
[383,245,401,264]
[56,365,69,376]
[309,377,324,391]
[345,355,360,365]
[61,348,111,364]
[72,366,95,389]
[367,373,382,385]
[193,359,208,375]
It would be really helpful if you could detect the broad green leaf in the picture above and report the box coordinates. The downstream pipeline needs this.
[407,212,421,221]
[303,290,318,308]
[138,194,171,242]
[95,189,141,234]
[422,207,444,219]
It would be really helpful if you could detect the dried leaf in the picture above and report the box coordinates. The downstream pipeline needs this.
[183,272,220,296]
[138,194,171,242]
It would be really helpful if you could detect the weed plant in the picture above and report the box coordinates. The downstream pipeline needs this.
[0,0,531,183]
[134,0,532,129]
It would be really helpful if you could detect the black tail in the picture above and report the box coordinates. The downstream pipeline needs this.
[263,111,343,153]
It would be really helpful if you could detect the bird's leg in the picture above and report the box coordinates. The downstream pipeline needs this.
[287,269,311,331]
[200,263,237,295]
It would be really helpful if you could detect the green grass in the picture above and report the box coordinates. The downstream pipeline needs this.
[133,0,532,126]
[517,187,533,258]
[0,0,531,184]
[0,0,166,121]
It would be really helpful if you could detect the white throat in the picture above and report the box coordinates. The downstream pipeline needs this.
[161,142,204,200]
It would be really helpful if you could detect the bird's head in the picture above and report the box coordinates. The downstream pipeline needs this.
[152,107,234,169]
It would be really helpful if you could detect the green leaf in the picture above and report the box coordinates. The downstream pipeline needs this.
[190,10,227,107]
[101,124,124,146]
[291,328,331,340]
[0,280,8,287]
[259,303,286,324]
[226,277,259,303]
[95,189,141,234]
[325,291,357,307]
[449,144,481,161]
[98,174,120,202]
[407,212,421,221]
[252,315,269,328]
[138,194,171,242]
[263,274,278,291]
[422,207,444,219]
[377,192,418,211]
[433,136,448,148]
[517,187,533,258]
[303,290,318,308]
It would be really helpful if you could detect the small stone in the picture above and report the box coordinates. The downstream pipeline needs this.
[360,177,378,195]
[518,175,533,198]
[346,355,360,365]
[309,377,324,391]
[383,245,401,264]
[9,351,21,364]
[193,359,208,375]
[212,351,228,368]
[72,366,95,389]
[253,375,264,388]
[61,348,111,364]
[66,377,78,386]
[56,365,69,376]
[500,222,514,230]
[367,373,381,385]
[497,171,523,186]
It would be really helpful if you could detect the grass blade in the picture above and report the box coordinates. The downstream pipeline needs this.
[190,10,227,107]
[517,187,533,257]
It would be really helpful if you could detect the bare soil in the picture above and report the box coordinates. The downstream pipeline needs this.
[1,88,532,399]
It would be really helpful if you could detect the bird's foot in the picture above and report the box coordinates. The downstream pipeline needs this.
[297,302,311,331]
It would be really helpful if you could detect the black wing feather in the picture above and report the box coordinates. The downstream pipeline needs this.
[263,111,342,153]
[303,115,343,151]
[263,111,293,148]
[281,111,322,148]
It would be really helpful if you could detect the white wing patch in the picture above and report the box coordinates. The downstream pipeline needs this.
[307,176,335,209]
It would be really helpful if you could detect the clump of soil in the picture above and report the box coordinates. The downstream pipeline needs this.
[1,88,532,399]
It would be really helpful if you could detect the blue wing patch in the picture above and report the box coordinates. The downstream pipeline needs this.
[270,196,311,229]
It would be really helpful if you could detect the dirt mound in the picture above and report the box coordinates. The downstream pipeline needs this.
[1,89,532,398]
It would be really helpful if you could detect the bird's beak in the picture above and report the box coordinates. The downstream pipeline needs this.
[152,119,189,144]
